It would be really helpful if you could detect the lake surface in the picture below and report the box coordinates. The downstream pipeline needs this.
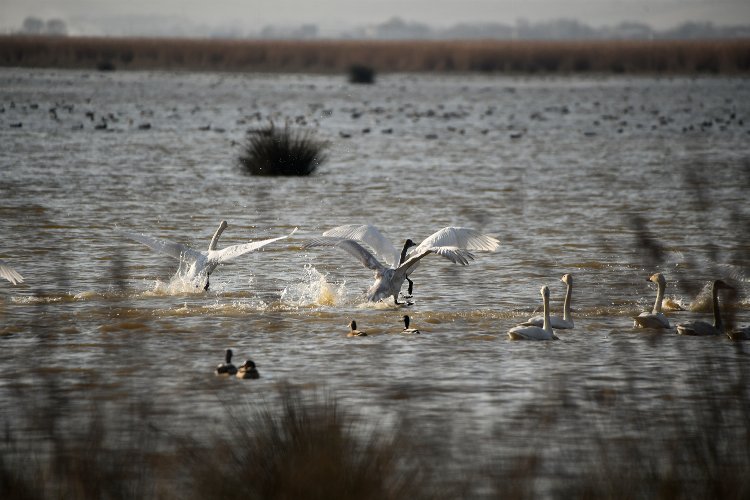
[1,68,749,493]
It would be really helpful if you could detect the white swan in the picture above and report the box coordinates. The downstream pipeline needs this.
[400,314,421,334]
[676,279,733,336]
[508,285,558,341]
[304,226,499,304]
[322,224,418,295]
[0,259,23,285]
[633,272,671,329]
[522,273,574,329]
[122,221,296,290]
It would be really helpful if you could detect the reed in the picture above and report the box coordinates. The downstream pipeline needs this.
[1,36,749,74]
[238,123,327,176]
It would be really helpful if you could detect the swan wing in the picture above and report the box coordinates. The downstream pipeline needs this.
[305,237,386,272]
[122,231,201,262]
[414,227,500,254]
[322,224,400,267]
[0,261,23,285]
[211,228,297,264]
[397,246,475,277]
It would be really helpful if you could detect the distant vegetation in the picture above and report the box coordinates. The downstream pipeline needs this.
[238,123,327,176]
[1,36,749,74]
[348,64,376,84]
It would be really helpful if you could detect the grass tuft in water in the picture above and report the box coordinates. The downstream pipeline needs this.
[237,123,327,176]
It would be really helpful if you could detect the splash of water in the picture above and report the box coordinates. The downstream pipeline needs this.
[280,264,347,307]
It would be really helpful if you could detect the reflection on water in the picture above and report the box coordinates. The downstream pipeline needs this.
[1,68,749,495]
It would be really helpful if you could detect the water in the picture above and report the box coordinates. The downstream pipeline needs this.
[1,68,749,488]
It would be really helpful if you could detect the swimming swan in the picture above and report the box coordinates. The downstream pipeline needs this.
[305,226,499,304]
[633,273,671,329]
[522,273,574,329]
[122,221,296,290]
[729,326,750,341]
[215,348,237,376]
[347,320,368,337]
[508,285,558,341]
[0,260,23,285]
[400,315,420,334]
[676,280,733,336]
[236,359,260,379]
[322,224,418,296]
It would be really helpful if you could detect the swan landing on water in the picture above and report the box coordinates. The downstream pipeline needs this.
[121,221,296,290]
[304,226,500,305]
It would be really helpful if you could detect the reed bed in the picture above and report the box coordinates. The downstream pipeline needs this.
[1,36,749,74]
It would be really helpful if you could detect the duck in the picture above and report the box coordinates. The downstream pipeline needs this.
[676,280,733,336]
[215,348,237,376]
[508,285,559,341]
[305,226,499,305]
[521,273,574,329]
[400,315,420,334]
[633,273,671,329]
[121,221,296,290]
[0,259,23,285]
[728,326,750,341]
[236,360,260,379]
[347,320,367,337]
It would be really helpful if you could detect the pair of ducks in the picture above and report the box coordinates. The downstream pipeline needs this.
[215,349,260,379]
[508,274,575,341]
[633,273,750,340]
[347,315,421,337]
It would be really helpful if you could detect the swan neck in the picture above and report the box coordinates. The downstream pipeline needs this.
[209,223,227,251]
[542,293,551,332]
[653,280,665,314]
[712,283,723,330]
[399,241,410,265]
[563,281,573,320]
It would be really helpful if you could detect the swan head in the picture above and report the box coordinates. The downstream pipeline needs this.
[349,320,357,331]
[540,285,550,298]
[561,273,573,285]
[648,273,666,286]
[219,220,228,230]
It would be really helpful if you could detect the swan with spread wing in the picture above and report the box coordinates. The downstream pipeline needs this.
[121,221,296,290]
[304,226,499,304]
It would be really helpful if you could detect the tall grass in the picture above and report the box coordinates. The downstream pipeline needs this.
[238,124,327,176]
[1,36,749,74]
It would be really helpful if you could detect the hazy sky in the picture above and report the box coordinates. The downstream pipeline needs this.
[3,0,750,33]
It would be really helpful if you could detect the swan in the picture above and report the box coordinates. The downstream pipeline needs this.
[347,320,367,337]
[400,315,420,334]
[305,226,499,304]
[676,280,733,336]
[0,259,23,285]
[633,273,671,329]
[236,359,260,379]
[215,348,237,376]
[322,225,418,296]
[508,285,559,341]
[122,221,296,290]
[522,273,574,329]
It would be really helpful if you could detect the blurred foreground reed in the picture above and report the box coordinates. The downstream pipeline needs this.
[2,345,748,499]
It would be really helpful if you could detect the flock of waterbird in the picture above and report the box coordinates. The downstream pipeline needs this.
[2,221,748,380]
